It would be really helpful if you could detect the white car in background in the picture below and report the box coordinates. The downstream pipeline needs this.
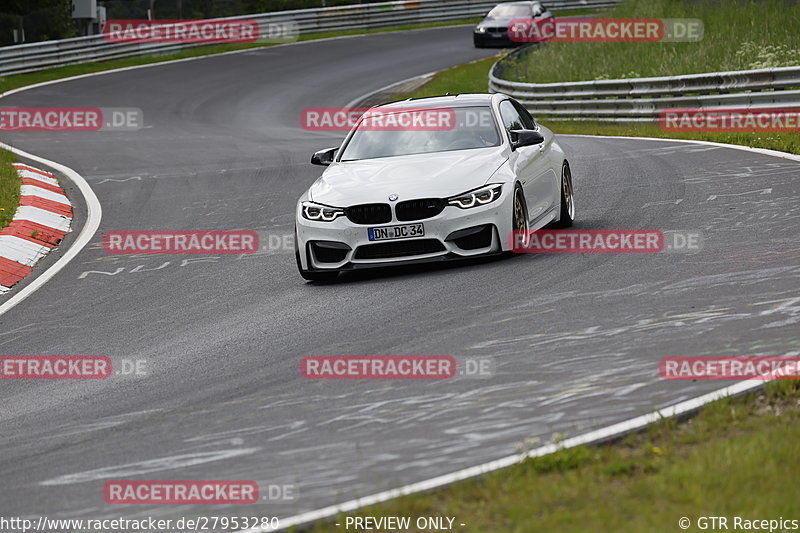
[295,93,575,281]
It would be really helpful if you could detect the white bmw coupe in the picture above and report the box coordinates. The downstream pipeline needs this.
[295,93,575,281]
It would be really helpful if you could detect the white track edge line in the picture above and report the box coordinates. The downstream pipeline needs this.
[0,22,475,313]
[343,70,439,111]
[0,23,470,310]
[6,28,796,530]
[0,24,475,101]
[561,133,800,163]
[0,142,101,317]
[240,136,799,532]
[257,380,764,532]
[343,55,502,111]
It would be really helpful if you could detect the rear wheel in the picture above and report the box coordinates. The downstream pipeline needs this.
[295,231,339,282]
[553,161,575,228]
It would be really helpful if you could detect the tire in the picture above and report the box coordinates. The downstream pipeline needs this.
[295,231,339,282]
[553,161,575,228]
[511,183,529,250]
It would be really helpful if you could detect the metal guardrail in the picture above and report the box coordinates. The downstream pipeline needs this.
[489,45,800,120]
[0,0,619,77]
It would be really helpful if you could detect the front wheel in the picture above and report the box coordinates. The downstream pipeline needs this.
[510,184,529,250]
[553,161,575,228]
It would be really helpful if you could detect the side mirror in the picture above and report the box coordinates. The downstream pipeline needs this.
[311,147,338,166]
[510,129,544,151]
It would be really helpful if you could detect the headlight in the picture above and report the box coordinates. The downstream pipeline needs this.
[302,201,345,222]
[447,184,503,209]
[475,27,487,34]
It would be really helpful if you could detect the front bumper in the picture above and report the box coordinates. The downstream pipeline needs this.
[296,194,513,272]
[474,30,519,47]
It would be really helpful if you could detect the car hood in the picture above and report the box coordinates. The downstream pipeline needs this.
[310,147,508,206]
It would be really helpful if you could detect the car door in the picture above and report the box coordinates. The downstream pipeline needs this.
[499,99,556,225]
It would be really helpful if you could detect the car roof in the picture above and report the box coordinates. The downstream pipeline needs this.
[375,94,497,110]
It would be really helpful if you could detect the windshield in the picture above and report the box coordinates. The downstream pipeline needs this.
[487,4,532,18]
[339,106,501,161]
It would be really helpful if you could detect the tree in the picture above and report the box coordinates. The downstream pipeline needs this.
[0,0,76,45]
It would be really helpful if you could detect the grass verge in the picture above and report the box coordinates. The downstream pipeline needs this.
[0,148,19,229]
[301,381,800,533]
[508,0,800,82]
[398,55,800,155]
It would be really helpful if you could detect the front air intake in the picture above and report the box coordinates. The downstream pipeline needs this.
[354,239,446,260]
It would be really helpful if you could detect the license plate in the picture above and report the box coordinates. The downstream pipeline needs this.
[368,223,424,241]
[491,32,502,38]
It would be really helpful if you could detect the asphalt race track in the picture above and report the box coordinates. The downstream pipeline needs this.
[1,25,799,525]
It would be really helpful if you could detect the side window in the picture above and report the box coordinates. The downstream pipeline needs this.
[512,100,537,129]
[532,2,543,16]
[499,100,525,133]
